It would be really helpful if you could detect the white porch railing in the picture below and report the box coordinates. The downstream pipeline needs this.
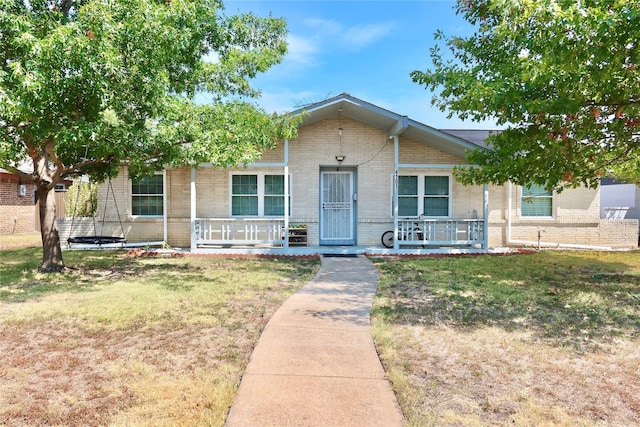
[396,218,484,247]
[193,217,484,249]
[194,218,286,246]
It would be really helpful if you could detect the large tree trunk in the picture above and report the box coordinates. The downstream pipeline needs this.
[37,184,65,272]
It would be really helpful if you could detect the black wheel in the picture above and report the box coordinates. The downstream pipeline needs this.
[381,230,394,248]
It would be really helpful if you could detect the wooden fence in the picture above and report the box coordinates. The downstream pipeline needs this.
[34,191,69,232]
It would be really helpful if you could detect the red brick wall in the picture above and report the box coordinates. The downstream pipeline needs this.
[0,172,37,234]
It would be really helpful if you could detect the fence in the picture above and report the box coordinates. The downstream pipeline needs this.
[34,191,69,232]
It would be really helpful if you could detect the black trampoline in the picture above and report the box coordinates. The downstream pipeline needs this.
[67,236,126,245]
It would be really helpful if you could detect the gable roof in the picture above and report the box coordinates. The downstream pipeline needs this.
[292,92,488,159]
[439,129,497,150]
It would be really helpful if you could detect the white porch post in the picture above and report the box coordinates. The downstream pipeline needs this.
[387,117,407,251]
[162,169,168,244]
[483,183,489,250]
[393,136,399,250]
[190,168,197,252]
[284,139,289,250]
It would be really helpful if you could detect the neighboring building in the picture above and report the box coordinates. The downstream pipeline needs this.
[0,168,37,235]
[64,93,639,253]
[600,178,640,220]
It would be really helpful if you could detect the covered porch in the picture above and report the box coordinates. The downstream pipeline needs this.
[187,93,490,254]
[194,218,485,253]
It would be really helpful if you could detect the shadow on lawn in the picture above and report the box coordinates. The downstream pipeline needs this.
[0,247,207,303]
[372,251,640,352]
[1,248,319,304]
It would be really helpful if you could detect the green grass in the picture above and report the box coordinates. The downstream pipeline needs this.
[1,248,129,303]
[0,247,319,426]
[372,251,640,350]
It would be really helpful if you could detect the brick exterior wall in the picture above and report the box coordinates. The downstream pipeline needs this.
[485,184,638,248]
[0,172,37,235]
[90,117,639,249]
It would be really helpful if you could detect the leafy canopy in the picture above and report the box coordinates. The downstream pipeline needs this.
[412,0,640,190]
[0,0,297,184]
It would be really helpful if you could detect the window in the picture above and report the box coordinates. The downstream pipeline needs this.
[132,174,163,216]
[398,176,418,216]
[424,176,449,216]
[231,173,289,217]
[232,174,258,216]
[521,184,553,217]
[395,174,450,217]
[264,174,285,216]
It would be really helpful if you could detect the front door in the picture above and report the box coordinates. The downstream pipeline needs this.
[320,170,356,245]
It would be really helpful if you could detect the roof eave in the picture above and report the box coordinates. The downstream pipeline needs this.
[291,93,488,159]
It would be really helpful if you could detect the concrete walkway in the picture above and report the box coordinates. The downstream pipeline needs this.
[225,255,404,427]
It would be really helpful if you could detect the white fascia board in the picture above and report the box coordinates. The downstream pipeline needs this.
[388,116,409,138]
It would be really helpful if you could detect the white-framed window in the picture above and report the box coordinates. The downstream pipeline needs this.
[521,184,553,217]
[230,173,290,217]
[131,174,164,216]
[397,175,419,217]
[424,175,450,217]
[394,174,451,217]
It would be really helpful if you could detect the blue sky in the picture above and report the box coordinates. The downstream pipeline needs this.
[220,0,497,130]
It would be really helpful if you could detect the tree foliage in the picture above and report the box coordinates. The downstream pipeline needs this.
[412,0,640,190]
[66,179,97,217]
[0,0,298,270]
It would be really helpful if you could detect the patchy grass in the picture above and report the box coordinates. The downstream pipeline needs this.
[0,246,319,426]
[371,251,640,426]
[0,232,41,250]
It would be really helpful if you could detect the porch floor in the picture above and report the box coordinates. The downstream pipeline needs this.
[190,245,503,256]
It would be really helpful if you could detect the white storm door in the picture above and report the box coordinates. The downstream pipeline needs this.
[320,171,354,245]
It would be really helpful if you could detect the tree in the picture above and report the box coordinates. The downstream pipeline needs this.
[0,0,298,271]
[412,0,640,190]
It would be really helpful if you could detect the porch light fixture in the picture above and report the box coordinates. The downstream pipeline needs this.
[336,107,345,163]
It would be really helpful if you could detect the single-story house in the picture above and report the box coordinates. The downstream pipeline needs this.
[59,93,639,253]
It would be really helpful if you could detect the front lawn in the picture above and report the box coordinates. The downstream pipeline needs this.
[0,246,319,426]
[371,250,640,426]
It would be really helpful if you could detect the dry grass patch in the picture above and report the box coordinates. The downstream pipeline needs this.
[0,232,41,250]
[0,247,319,426]
[372,251,640,426]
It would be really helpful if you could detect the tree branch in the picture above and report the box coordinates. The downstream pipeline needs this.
[60,156,116,177]
[593,139,640,173]
[584,97,639,108]
[43,138,65,187]
[59,0,74,19]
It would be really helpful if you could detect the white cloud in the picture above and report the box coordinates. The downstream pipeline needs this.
[258,16,396,78]
[304,18,342,35]
[288,18,395,64]
[285,34,319,66]
[257,90,321,114]
[303,18,395,50]
[342,22,396,48]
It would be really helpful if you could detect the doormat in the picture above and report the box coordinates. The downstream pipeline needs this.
[322,254,358,258]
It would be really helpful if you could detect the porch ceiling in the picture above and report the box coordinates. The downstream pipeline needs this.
[292,93,486,159]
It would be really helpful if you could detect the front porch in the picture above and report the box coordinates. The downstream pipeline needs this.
[191,217,486,254]
[191,245,491,256]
